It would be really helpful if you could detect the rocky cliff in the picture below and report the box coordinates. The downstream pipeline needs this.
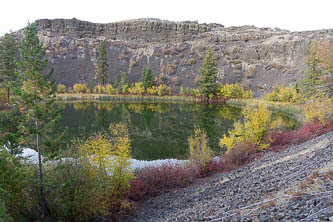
[12,18,333,96]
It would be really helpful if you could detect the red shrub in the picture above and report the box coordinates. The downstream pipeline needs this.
[199,159,222,177]
[270,121,333,152]
[127,164,196,201]
[127,121,333,202]
[220,142,258,172]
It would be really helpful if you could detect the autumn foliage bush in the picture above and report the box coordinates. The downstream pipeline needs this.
[188,127,212,168]
[93,84,118,94]
[57,84,66,94]
[73,83,89,94]
[219,142,259,172]
[220,105,276,151]
[218,83,253,99]
[127,164,196,201]
[264,85,298,103]
[269,120,333,152]
[304,98,333,124]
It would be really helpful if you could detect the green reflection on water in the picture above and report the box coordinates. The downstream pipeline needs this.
[56,101,298,160]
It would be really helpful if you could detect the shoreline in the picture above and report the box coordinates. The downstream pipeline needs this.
[132,131,333,221]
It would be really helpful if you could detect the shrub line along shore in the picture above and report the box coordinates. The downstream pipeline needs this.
[56,94,303,122]
[56,93,201,103]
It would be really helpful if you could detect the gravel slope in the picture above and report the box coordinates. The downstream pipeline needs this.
[131,132,333,221]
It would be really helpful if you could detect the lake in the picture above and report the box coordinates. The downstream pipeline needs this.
[56,101,299,160]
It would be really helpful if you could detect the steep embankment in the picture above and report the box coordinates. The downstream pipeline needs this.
[132,132,333,221]
[11,18,333,96]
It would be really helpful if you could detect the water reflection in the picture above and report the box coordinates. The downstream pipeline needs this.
[56,102,298,160]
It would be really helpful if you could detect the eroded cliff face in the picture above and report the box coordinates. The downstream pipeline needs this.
[12,18,333,96]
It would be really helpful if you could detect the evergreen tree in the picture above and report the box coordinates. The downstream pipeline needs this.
[120,72,129,89]
[141,66,155,89]
[113,75,119,88]
[300,42,333,100]
[0,33,17,103]
[199,47,218,101]
[300,44,323,100]
[317,41,333,98]
[97,40,108,85]
[13,23,61,218]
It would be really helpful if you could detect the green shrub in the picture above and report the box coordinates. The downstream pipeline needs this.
[46,123,134,220]
[0,202,12,222]
[0,88,7,103]
[185,88,190,95]
[129,60,136,68]
[180,86,185,96]
[191,89,201,97]
[57,84,66,94]
[185,58,196,66]
[0,149,36,220]
[231,59,242,64]
[46,154,110,221]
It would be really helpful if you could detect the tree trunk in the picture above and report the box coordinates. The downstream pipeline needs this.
[7,87,10,104]
[36,120,50,219]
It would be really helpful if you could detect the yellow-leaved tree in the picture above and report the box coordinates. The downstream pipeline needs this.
[81,123,134,199]
[304,98,333,124]
[220,105,278,151]
[188,126,212,168]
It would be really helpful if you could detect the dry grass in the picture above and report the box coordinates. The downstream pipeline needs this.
[227,99,304,123]
[328,170,333,180]
[259,200,276,210]
[292,191,308,200]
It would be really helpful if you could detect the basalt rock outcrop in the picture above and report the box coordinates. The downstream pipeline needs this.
[11,18,333,96]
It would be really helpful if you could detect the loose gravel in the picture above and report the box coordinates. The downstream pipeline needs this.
[130,132,333,222]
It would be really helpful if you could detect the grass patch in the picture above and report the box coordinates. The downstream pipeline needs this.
[227,99,304,123]
[57,93,200,103]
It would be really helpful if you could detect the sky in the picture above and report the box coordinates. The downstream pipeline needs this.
[1,0,332,36]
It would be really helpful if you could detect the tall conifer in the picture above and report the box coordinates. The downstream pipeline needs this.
[14,23,61,218]
[141,66,155,89]
[0,33,17,103]
[199,47,218,102]
[97,40,108,85]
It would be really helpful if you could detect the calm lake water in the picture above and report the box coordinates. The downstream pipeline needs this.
[56,101,299,160]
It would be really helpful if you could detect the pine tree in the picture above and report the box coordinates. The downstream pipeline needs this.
[120,72,129,89]
[97,40,108,85]
[199,47,218,102]
[13,23,61,218]
[0,33,17,103]
[113,75,119,89]
[141,66,155,89]
[300,42,333,100]
[300,44,323,100]
[317,41,333,98]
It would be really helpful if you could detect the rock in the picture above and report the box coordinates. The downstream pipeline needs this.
[10,18,333,97]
